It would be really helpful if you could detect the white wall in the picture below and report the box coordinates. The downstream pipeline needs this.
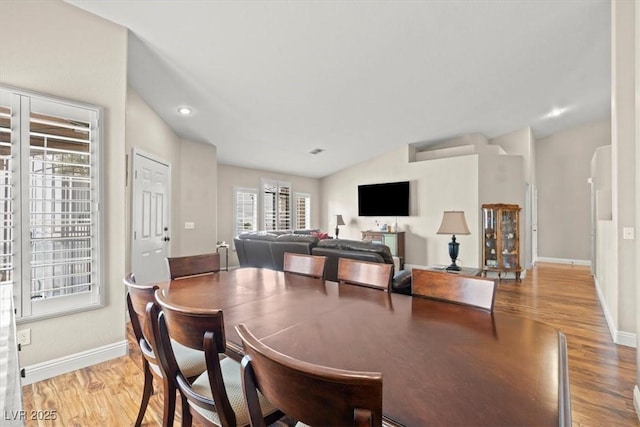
[126,89,219,261]
[217,164,321,267]
[0,1,127,366]
[125,88,182,269]
[177,139,218,256]
[489,127,535,267]
[611,0,636,335]
[537,119,611,261]
[320,145,525,269]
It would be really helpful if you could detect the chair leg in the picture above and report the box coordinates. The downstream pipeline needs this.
[135,362,154,427]
[162,377,177,427]
[180,393,192,427]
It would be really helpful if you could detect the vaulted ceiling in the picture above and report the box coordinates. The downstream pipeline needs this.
[67,0,611,178]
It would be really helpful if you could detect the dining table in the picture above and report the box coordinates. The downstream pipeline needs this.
[159,267,570,426]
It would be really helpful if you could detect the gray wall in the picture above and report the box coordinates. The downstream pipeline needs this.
[536,119,611,261]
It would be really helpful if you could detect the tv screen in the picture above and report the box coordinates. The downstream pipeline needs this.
[358,181,410,217]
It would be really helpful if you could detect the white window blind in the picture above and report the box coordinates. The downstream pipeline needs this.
[1,86,102,320]
[234,187,258,237]
[262,180,291,231]
[294,192,311,230]
[0,106,13,289]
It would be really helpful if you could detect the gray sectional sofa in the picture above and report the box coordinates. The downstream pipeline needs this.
[234,232,411,294]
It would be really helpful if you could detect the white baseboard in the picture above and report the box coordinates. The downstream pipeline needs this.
[536,257,591,266]
[634,386,640,422]
[593,277,637,348]
[22,340,128,385]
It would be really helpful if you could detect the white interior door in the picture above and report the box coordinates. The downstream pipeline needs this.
[131,151,171,284]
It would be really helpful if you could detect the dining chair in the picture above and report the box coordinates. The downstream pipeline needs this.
[236,323,383,427]
[150,290,283,427]
[283,252,327,278]
[123,273,207,427]
[337,258,393,292]
[411,268,497,312]
[167,253,221,279]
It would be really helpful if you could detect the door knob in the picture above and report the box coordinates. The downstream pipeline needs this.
[163,236,171,242]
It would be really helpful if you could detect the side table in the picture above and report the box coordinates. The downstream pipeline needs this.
[216,243,229,271]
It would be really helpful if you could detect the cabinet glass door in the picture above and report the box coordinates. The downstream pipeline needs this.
[483,208,498,268]
[501,210,518,269]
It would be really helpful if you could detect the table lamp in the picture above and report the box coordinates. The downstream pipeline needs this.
[335,214,345,238]
[436,211,470,271]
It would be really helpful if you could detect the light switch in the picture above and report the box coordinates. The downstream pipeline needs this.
[623,227,634,240]
[184,222,195,230]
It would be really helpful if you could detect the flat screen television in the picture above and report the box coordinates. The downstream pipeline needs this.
[358,181,410,217]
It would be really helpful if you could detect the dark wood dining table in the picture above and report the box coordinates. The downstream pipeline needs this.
[159,267,570,426]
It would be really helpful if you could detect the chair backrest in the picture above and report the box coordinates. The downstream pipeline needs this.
[337,258,393,292]
[151,290,238,426]
[236,323,383,427]
[411,269,497,312]
[166,253,220,279]
[123,273,159,363]
[283,252,327,278]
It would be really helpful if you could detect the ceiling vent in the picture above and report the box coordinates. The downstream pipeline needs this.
[309,148,325,155]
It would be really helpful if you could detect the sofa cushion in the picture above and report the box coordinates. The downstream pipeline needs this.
[317,239,394,264]
[275,234,319,244]
[270,234,319,270]
[238,232,278,241]
[392,270,412,295]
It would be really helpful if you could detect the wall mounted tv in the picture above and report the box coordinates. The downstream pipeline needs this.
[358,181,410,217]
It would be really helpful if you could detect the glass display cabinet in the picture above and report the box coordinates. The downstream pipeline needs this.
[482,204,522,281]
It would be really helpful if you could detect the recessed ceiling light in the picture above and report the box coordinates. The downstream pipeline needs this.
[546,107,567,118]
[177,106,193,115]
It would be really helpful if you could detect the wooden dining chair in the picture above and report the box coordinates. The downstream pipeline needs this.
[236,323,383,427]
[150,290,283,427]
[166,253,221,280]
[337,258,393,292]
[124,274,207,427]
[411,268,497,312]
[283,252,327,278]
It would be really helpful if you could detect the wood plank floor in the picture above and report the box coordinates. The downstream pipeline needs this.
[21,263,638,426]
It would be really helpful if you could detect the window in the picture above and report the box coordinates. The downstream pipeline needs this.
[1,86,103,320]
[234,187,258,237]
[294,192,311,230]
[262,180,291,231]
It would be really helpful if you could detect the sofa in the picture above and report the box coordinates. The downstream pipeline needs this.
[234,232,411,294]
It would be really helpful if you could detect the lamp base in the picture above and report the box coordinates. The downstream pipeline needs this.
[335,227,339,238]
[446,263,461,271]
[447,235,460,271]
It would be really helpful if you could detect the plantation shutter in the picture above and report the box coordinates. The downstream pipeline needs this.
[295,193,311,230]
[1,86,102,319]
[234,187,258,236]
[262,180,291,231]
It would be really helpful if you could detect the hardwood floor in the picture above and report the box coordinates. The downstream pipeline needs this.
[21,263,638,426]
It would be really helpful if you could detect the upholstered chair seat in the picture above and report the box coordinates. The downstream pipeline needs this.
[189,357,277,426]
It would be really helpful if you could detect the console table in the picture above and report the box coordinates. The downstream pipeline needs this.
[361,231,404,268]
[424,265,482,277]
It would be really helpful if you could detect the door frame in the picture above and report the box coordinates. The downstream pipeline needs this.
[130,148,172,276]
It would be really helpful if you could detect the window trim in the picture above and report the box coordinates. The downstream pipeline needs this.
[2,85,104,322]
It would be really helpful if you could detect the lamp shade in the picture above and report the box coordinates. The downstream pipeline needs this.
[437,211,470,235]
[336,214,345,226]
